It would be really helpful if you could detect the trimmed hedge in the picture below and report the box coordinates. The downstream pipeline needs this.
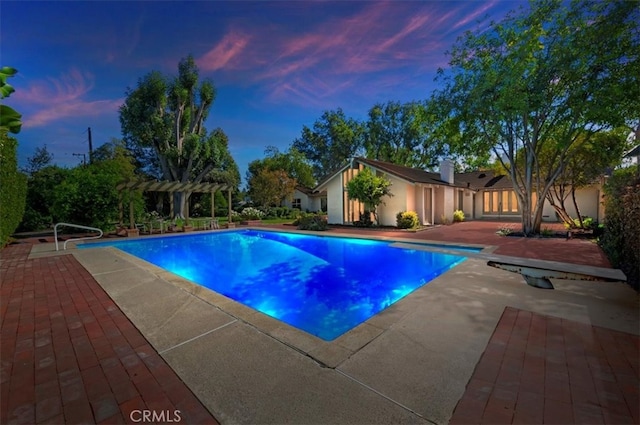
[296,213,328,231]
[599,168,639,290]
[0,132,27,247]
[396,211,419,229]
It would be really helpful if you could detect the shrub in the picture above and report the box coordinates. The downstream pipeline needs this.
[289,208,302,219]
[240,207,265,220]
[540,227,554,237]
[0,132,27,247]
[396,211,419,229]
[296,213,328,231]
[453,210,465,222]
[50,158,143,231]
[564,216,596,230]
[496,226,513,236]
[230,210,243,222]
[599,168,639,290]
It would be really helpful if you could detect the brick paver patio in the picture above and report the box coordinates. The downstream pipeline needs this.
[0,243,217,424]
[1,222,637,424]
[450,307,639,424]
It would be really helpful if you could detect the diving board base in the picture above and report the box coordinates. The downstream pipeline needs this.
[487,260,626,290]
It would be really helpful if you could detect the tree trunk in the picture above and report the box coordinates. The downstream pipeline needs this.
[546,193,573,227]
[521,200,534,236]
[173,192,186,219]
[571,188,583,228]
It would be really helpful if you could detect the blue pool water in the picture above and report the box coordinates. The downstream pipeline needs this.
[81,230,471,341]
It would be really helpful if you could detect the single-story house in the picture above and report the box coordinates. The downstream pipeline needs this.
[281,186,327,212]
[301,157,605,226]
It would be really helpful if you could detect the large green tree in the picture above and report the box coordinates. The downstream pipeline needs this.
[119,55,237,218]
[51,145,142,230]
[435,0,639,235]
[19,165,70,232]
[247,169,297,207]
[246,146,314,206]
[365,100,448,169]
[292,108,365,180]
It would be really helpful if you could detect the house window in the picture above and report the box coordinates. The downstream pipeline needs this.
[342,164,365,223]
[483,190,520,214]
[292,198,301,209]
[457,191,464,211]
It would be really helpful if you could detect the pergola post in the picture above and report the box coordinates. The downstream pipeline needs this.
[211,191,215,219]
[184,194,190,227]
[118,190,123,227]
[129,190,135,230]
[125,189,139,237]
[116,180,232,233]
[227,189,234,228]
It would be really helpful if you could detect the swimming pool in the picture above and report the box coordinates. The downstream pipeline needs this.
[81,230,471,341]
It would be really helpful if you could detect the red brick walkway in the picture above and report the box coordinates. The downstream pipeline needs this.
[0,243,218,424]
[2,223,635,424]
[450,307,640,424]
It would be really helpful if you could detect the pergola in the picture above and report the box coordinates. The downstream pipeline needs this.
[116,180,233,230]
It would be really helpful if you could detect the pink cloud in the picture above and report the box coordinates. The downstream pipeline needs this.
[21,68,94,104]
[198,31,251,71]
[198,2,501,107]
[16,69,123,127]
[376,13,432,52]
[451,1,498,29]
[27,98,123,128]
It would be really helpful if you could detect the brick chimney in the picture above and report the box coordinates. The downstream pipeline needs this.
[439,159,454,184]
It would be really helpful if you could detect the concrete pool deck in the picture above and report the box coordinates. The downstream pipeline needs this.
[2,222,639,424]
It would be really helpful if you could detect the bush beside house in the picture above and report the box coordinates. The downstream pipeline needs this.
[0,132,27,247]
[600,168,639,290]
[396,211,419,229]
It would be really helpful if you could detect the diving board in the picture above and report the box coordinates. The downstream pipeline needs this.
[388,242,627,290]
[485,255,627,289]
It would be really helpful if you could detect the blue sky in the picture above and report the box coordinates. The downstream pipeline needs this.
[3,1,524,183]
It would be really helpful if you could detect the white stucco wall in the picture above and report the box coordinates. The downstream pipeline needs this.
[378,175,410,226]
[542,186,602,222]
[324,175,344,224]
[282,189,309,211]
[461,190,474,218]
[442,186,455,222]
[307,196,321,212]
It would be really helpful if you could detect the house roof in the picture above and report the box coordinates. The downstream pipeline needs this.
[295,185,315,195]
[454,170,513,190]
[624,144,640,158]
[295,185,325,196]
[355,157,465,187]
[313,156,516,192]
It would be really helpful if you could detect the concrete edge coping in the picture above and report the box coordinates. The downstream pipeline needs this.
[72,228,493,368]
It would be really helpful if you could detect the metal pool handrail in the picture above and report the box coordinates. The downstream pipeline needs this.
[54,222,103,251]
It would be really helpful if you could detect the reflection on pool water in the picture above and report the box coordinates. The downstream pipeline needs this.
[81,230,472,341]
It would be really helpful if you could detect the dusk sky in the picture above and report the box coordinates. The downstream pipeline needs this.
[3,1,526,184]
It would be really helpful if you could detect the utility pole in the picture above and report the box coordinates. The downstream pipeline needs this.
[73,153,86,166]
[88,127,94,164]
